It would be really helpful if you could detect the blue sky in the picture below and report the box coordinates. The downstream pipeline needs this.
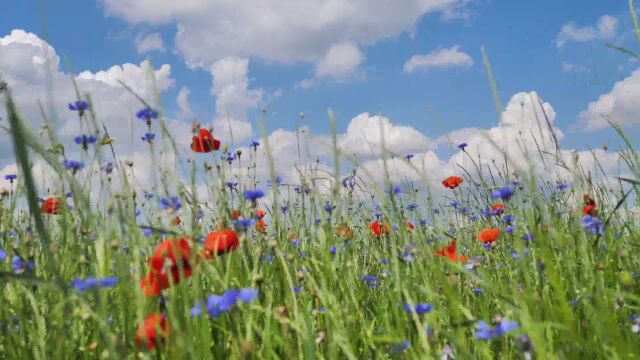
[0,0,638,183]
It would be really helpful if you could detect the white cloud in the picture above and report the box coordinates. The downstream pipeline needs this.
[338,113,431,157]
[102,0,467,69]
[403,45,473,73]
[556,15,618,48]
[176,86,194,117]
[0,29,187,169]
[577,68,640,131]
[208,57,263,143]
[314,42,364,79]
[134,32,166,53]
[295,78,316,90]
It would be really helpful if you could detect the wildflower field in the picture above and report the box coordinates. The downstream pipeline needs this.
[2,5,640,360]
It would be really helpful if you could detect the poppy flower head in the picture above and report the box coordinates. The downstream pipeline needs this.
[230,210,242,220]
[141,238,194,297]
[583,195,597,216]
[255,209,266,219]
[202,230,239,259]
[335,224,354,239]
[191,128,221,153]
[369,221,390,237]
[135,313,170,350]
[406,222,415,232]
[435,239,467,262]
[477,228,501,243]
[255,218,268,232]
[171,216,181,225]
[40,197,63,215]
[140,271,170,297]
[442,176,464,189]
[491,203,505,215]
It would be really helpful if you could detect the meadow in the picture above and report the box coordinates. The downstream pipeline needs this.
[1,23,640,360]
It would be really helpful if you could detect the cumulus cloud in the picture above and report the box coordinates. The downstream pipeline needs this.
[338,113,431,157]
[577,68,640,131]
[556,15,618,48]
[0,29,189,172]
[102,0,467,69]
[134,32,166,53]
[176,86,194,118]
[403,45,473,73]
[208,57,263,143]
[314,42,364,80]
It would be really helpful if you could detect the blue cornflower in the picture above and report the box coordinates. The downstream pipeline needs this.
[388,340,410,354]
[504,225,516,234]
[407,203,417,210]
[330,246,337,255]
[432,208,440,214]
[11,256,34,274]
[458,143,468,150]
[475,319,519,340]
[234,216,256,230]
[225,181,238,190]
[281,205,289,214]
[190,301,202,317]
[450,201,459,208]
[250,141,260,150]
[136,107,158,121]
[70,276,118,292]
[159,196,181,211]
[63,160,85,172]
[380,258,389,265]
[492,187,515,200]
[101,161,114,175]
[141,133,156,142]
[342,176,356,189]
[402,243,417,263]
[224,152,237,164]
[292,286,303,294]
[144,193,154,200]
[582,215,604,235]
[74,134,97,146]
[468,214,479,221]
[405,154,414,160]
[244,189,265,201]
[473,288,483,295]
[404,303,433,315]
[511,252,520,259]
[361,275,379,287]
[0,250,6,261]
[502,215,515,223]
[323,203,334,213]
[4,174,16,181]
[68,101,89,113]
[142,228,153,238]
[556,183,569,191]
[522,233,534,241]
[458,206,469,214]
[205,288,259,317]
[482,208,492,216]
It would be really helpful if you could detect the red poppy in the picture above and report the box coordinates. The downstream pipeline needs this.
[491,203,505,215]
[369,221,390,237]
[435,239,467,262]
[201,230,239,259]
[335,224,353,239]
[406,222,415,232]
[255,218,268,232]
[583,194,597,216]
[477,228,500,243]
[255,209,266,219]
[442,176,464,189]
[40,197,63,215]
[171,216,181,225]
[231,210,242,220]
[135,313,170,350]
[140,238,193,296]
[190,128,221,153]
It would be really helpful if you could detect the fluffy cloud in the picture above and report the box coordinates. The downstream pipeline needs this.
[134,32,166,53]
[102,0,466,68]
[556,15,618,48]
[403,46,473,73]
[176,86,194,118]
[314,42,364,80]
[577,68,640,131]
[208,57,263,143]
[338,113,431,157]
